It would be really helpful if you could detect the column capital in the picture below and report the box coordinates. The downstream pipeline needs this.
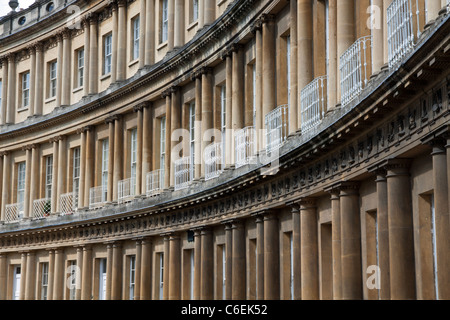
[285,200,300,213]
[105,114,120,124]
[327,181,360,195]
[133,101,151,113]
[21,143,39,151]
[250,18,263,34]
[76,125,94,134]
[117,0,127,7]
[221,43,243,60]
[49,135,65,143]
[0,150,9,157]
[298,198,317,209]
[381,158,412,172]
[161,88,172,99]
[260,13,276,24]
[5,52,15,63]
[86,12,99,25]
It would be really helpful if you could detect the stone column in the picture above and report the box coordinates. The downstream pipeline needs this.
[339,182,362,300]
[113,117,123,201]
[262,14,276,120]
[200,228,213,299]
[0,58,8,124]
[134,104,144,195]
[167,0,175,51]
[76,247,83,300]
[192,74,202,180]
[336,0,355,103]
[55,33,63,108]
[163,235,170,300]
[19,252,27,300]
[88,13,98,94]
[330,190,342,300]
[263,211,280,300]
[201,68,213,178]
[106,117,115,203]
[85,127,95,208]
[111,2,118,83]
[57,136,67,212]
[327,0,338,110]
[81,246,92,300]
[170,87,181,187]
[140,238,152,300]
[168,234,181,300]
[25,251,35,300]
[83,19,90,96]
[174,0,184,48]
[28,45,36,117]
[255,215,264,300]
[288,203,301,300]
[163,93,171,189]
[111,242,123,300]
[135,240,142,300]
[106,244,113,300]
[78,129,86,209]
[142,104,153,193]
[371,0,384,74]
[61,29,72,106]
[1,152,11,221]
[139,0,147,69]
[289,0,298,134]
[23,147,32,219]
[51,139,59,213]
[0,254,7,300]
[224,54,233,166]
[374,169,390,300]
[117,0,127,81]
[250,20,263,152]
[6,53,16,124]
[430,141,450,300]
[29,145,40,219]
[193,229,201,300]
[298,0,313,126]
[299,199,319,300]
[385,159,415,300]
[145,0,155,66]
[53,248,64,300]
[47,250,55,300]
[224,223,232,300]
[231,45,244,141]
[232,220,245,300]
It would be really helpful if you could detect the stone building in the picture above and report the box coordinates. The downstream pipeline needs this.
[0,0,449,300]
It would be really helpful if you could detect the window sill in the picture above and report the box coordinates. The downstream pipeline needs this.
[217,0,227,6]
[72,86,83,94]
[128,59,139,68]
[100,73,111,81]
[17,106,29,113]
[45,97,56,104]
[157,41,168,51]
[187,20,198,31]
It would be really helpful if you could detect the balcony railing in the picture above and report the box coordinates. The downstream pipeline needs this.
[118,177,136,204]
[32,198,51,219]
[5,203,22,222]
[301,76,328,133]
[387,0,416,69]
[205,143,223,181]
[89,186,106,209]
[174,157,192,191]
[146,169,164,197]
[60,192,77,215]
[340,36,372,107]
[265,104,289,154]
[235,126,256,169]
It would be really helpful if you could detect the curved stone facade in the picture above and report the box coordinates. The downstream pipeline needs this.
[0,0,449,300]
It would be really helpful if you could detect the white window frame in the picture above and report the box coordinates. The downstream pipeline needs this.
[45,156,53,200]
[287,36,291,106]
[192,0,199,22]
[49,61,57,98]
[129,256,136,300]
[189,102,195,179]
[77,48,84,88]
[21,71,30,109]
[17,162,26,214]
[104,34,112,75]
[73,147,81,205]
[132,16,140,61]
[252,64,256,126]
[130,128,138,188]
[13,266,21,300]
[159,253,164,299]
[99,258,107,300]
[161,0,168,43]
[69,260,77,300]
[41,262,49,300]
[221,85,226,165]
[160,117,166,173]
[101,139,109,203]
